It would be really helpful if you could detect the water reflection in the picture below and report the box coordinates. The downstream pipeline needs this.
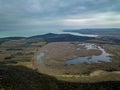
[37,52,45,63]
[66,44,112,65]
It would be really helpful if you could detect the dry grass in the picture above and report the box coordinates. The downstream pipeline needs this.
[35,42,113,75]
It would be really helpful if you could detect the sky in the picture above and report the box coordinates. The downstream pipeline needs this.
[0,0,120,31]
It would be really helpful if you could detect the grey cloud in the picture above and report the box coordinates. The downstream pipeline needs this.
[0,0,120,31]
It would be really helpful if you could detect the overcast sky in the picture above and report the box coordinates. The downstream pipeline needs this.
[0,0,120,31]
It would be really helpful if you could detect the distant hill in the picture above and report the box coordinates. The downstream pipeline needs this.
[0,37,26,45]
[0,33,119,45]
[29,33,95,42]
[64,28,120,38]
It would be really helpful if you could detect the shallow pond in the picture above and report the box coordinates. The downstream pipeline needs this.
[66,44,112,65]
[37,52,45,63]
[37,43,112,65]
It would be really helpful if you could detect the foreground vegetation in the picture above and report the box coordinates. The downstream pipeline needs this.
[0,64,120,90]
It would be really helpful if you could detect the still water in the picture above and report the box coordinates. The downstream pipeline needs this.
[37,44,112,65]
[37,52,45,63]
[65,44,112,65]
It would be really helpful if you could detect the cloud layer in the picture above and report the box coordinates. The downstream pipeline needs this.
[0,0,120,31]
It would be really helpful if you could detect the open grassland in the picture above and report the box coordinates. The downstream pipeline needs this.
[0,40,120,76]
[55,70,120,82]
[34,42,120,75]
[0,64,120,90]
[0,39,46,68]
[0,38,120,90]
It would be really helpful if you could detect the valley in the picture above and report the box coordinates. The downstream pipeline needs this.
[33,42,120,80]
[0,33,120,90]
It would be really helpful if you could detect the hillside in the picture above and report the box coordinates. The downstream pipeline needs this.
[0,64,120,90]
